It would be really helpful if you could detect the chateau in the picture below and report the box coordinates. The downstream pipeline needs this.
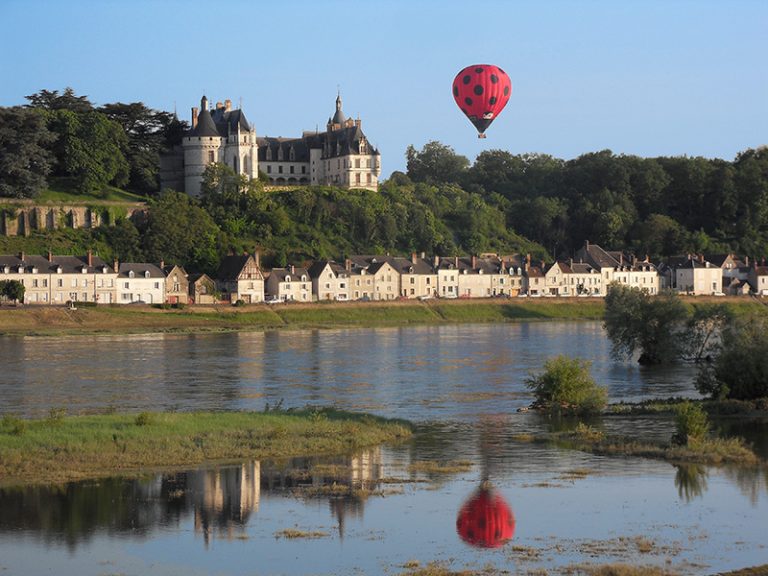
[160,94,381,196]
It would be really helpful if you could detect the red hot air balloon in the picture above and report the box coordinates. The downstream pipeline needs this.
[452,64,512,138]
[456,485,515,548]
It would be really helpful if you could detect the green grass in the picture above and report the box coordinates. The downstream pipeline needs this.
[0,409,412,486]
[36,177,147,204]
[275,303,442,326]
[430,300,605,322]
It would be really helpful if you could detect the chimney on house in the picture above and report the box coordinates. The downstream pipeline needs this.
[191,107,198,129]
[159,259,165,270]
[411,252,417,265]
[47,250,53,262]
[420,251,425,259]
[472,255,477,269]
[433,255,439,268]
[18,251,24,262]
[345,258,352,272]
[113,258,119,273]
[225,99,232,112]
[254,251,260,269]
[87,249,93,267]
[632,254,637,267]
[290,264,295,275]
[745,256,749,266]
[699,254,705,264]
[569,258,573,268]
[454,256,459,268]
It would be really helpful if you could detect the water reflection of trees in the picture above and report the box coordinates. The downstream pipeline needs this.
[674,464,709,502]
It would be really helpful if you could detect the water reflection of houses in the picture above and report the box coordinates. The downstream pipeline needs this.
[261,447,383,537]
[181,461,261,546]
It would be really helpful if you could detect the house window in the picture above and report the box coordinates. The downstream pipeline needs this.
[154,282,160,289]
[124,282,130,289]
[32,279,38,288]
[57,279,63,288]
[410,277,415,284]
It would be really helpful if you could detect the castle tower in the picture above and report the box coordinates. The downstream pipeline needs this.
[183,95,223,197]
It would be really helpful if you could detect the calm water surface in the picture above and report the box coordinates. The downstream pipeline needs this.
[1,323,766,575]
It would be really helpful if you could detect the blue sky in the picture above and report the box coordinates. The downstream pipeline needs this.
[1,0,766,177]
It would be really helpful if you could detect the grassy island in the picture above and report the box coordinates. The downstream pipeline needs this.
[0,408,412,486]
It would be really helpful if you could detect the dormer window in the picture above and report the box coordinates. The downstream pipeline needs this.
[301,275,307,282]
[285,275,292,283]
[32,267,38,274]
[144,271,150,278]
[2,266,8,273]
[56,266,62,274]
[266,147,272,161]
[17,266,24,273]
[101,266,108,273]
[277,146,284,161]
[81,266,87,273]
[289,146,295,161]
[128,271,135,278]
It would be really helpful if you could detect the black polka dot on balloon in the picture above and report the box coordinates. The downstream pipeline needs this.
[462,75,471,85]
[453,86,458,96]
[464,97,473,106]
[475,67,484,73]
[473,84,483,96]
[489,96,497,105]
[504,86,510,96]
[490,74,498,84]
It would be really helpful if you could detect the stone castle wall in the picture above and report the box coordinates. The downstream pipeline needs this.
[0,203,146,236]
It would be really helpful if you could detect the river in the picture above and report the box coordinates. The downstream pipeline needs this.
[0,322,766,575]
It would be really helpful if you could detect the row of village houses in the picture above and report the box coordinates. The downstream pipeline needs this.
[1,241,768,306]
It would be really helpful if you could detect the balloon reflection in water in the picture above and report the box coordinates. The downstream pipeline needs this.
[456,481,515,548]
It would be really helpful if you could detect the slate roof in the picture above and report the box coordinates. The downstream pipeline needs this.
[0,254,113,273]
[268,267,309,282]
[188,97,252,138]
[117,263,165,279]
[216,255,255,281]
[257,137,310,162]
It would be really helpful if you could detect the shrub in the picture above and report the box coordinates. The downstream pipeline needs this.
[1,415,26,436]
[525,355,608,414]
[672,402,709,446]
[233,299,246,307]
[134,412,154,426]
[696,316,768,400]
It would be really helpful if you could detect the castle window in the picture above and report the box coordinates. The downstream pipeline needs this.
[208,151,214,163]
[289,147,295,161]
[367,174,372,184]
[356,173,361,184]
[355,158,360,168]
[267,165,271,174]
[279,166,283,174]
[290,166,294,174]
[243,156,249,173]
[302,166,306,174]
[277,146,284,161]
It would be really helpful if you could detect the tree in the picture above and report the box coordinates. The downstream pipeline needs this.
[603,284,689,364]
[25,87,93,112]
[696,316,768,400]
[406,141,469,184]
[0,107,54,198]
[525,355,607,414]
[141,190,221,274]
[99,102,181,194]
[0,280,25,304]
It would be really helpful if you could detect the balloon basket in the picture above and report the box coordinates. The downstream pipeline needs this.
[478,133,487,139]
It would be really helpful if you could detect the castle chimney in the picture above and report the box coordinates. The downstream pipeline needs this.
[191,107,198,129]
[225,99,232,112]
[216,101,223,110]
[87,249,93,267]
[201,95,208,110]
